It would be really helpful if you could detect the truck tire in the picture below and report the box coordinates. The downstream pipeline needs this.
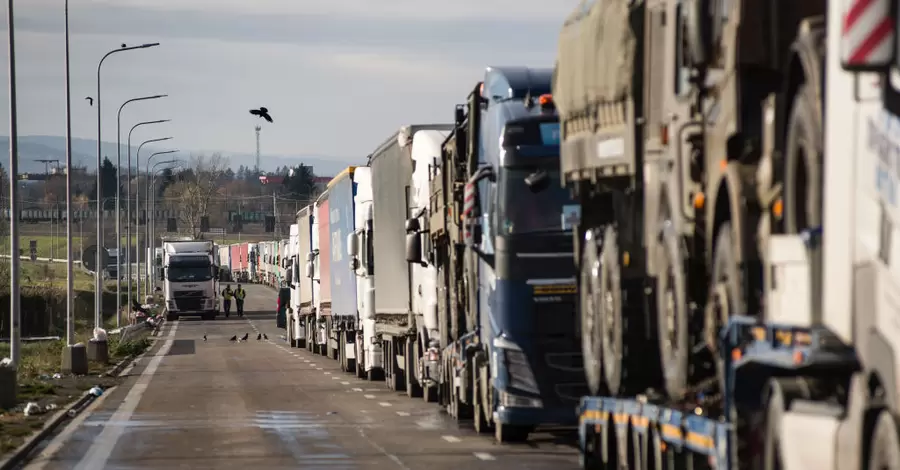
[656,222,689,399]
[495,423,531,444]
[761,382,786,470]
[783,83,824,313]
[339,333,348,372]
[405,340,422,398]
[473,359,492,434]
[783,83,823,236]
[868,410,900,470]
[356,342,366,379]
[706,221,745,389]
[599,226,624,395]
[580,228,604,396]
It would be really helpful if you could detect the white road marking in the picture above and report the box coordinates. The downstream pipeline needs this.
[317,367,323,370]
[441,435,461,443]
[341,381,350,385]
[395,411,410,416]
[378,402,391,407]
[332,376,340,380]
[364,394,376,399]
[473,452,495,461]
[352,388,363,392]
[75,321,179,470]
[324,371,331,375]
[28,384,114,470]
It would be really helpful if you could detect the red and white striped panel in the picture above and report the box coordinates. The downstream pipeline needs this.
[463,182,476,241]
[842,0,895,65]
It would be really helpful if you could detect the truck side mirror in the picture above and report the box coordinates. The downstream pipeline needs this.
[346,232,359,257]
[405,233,423,265]
[306,252,315,262]
[405,218,420,233]
[350,258,360,271]
[305,261,314,279]
[286,268,293,285]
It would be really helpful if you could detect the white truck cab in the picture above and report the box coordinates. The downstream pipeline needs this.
[765,1,900,468]
[162,240,220,321]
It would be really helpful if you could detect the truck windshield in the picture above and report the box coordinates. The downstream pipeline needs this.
[498,167,575,235]
[167,266,213,282]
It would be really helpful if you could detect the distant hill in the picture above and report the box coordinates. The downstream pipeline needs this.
[0,135,357,176]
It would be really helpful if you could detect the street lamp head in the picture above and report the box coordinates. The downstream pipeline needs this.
[140,43,161,49]
[151,94,168,99]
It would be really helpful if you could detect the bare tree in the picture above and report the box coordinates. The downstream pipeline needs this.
[163,154,228,238]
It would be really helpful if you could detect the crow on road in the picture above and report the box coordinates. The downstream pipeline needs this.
[249,107,273,123]
[257,333,261,341]
[203,334,207,342]
[240,333,249,341]
[263,333,268,340]
[229,335,237,342]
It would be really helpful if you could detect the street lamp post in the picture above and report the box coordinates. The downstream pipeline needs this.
[147,160,178,293]
[93,42,159,350]
[134,137,172,300]
[125,120,169,309]
[114,94,166,326]
[5,0,20,378]
[143,151,177,294]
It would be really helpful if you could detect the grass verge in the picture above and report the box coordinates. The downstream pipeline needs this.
[0,328,154,456]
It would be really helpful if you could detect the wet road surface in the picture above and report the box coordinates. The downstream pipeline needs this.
[26,285,581,470]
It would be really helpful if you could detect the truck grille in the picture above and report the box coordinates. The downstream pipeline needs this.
[530,297,586,406]
[174,290,204,311]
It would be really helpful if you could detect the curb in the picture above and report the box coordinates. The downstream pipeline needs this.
[0,328,160,470]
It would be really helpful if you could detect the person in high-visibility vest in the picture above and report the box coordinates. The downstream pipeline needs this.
[221,285,234,317]
[235,284,246,317]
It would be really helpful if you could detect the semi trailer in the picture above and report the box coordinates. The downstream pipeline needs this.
[365,124,454,386]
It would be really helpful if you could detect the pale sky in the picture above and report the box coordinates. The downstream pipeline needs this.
[0,0,577,163]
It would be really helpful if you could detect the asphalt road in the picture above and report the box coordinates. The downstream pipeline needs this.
[24,284,581,470]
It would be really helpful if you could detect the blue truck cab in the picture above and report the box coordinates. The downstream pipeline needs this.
[457,67,586,442]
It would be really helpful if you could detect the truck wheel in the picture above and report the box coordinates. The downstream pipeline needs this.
[783,83,824,314]
[495,423,531,444]
[582,426,603,470]
[761,382,786,470]
[599,225,624,395]
[389,339,404,391]
[656,223,689,399]
[868,410,900,470]
[405,340,422,398]
[783,83,823,236]
[580,228,604,396]
[423,385,437,403]
[339,333,347,372]
[706,221,745,388]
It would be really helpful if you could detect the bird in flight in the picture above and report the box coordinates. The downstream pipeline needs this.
[249,107,273,123]
[85,97,93,106]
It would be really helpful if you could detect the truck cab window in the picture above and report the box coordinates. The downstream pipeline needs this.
[498,167,575,235]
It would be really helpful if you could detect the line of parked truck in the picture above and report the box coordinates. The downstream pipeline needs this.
[204,0,900,467]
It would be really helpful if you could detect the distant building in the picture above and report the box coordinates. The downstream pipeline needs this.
[313,176,331,193]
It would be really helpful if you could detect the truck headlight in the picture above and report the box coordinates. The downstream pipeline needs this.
[498,390,542,408]
[492,336,539,394]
